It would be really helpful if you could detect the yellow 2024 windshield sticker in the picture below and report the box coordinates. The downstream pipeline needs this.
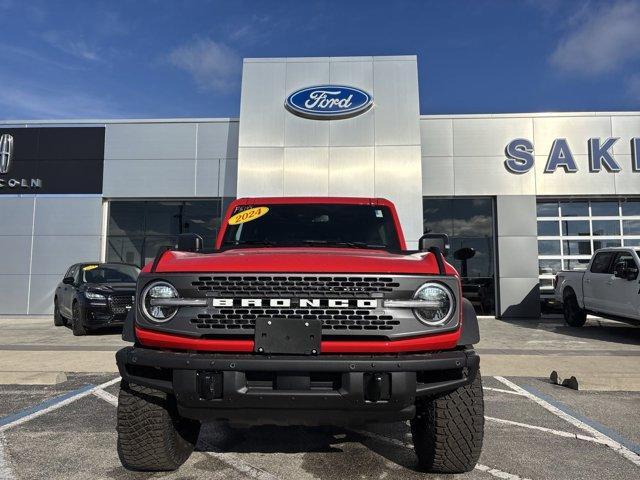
[83,265,99,271]
[228,206,269,225]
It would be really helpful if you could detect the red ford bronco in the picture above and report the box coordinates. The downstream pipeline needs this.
[116,197,483,473]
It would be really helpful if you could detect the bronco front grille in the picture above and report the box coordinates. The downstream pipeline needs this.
[189,308,398,331]
[190,275,400,297]
[108,295,133,315]
[136,273,454,339]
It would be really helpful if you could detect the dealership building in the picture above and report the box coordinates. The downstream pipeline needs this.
[1,55,639,318]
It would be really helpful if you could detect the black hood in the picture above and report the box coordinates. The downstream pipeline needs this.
[84,283,136,294]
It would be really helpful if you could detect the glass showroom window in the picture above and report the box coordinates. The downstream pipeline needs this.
[423,197,496,314]
[107,199,231,267]
[537,198,640,298]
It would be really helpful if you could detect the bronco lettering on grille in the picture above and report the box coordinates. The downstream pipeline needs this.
[210,298,378,308]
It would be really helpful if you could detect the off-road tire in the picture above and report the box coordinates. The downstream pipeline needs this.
[410,371,484,473]
[71,302,87,336]
[53,298,66,326]
[117,382,200,471]
[563,290,587,328]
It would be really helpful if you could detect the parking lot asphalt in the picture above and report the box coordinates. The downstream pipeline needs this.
[0,315,639,479]
[1,374,639,480]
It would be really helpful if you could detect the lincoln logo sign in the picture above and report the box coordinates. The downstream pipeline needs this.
[0,134,13,174]
[0,133,43,190]
[285,85,373,120]
[504,137,640,174]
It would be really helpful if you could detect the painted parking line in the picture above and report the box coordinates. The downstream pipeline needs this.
[494,376,640,467]
[0,377,121,432]
[485,416,607,445]
[350,428,531,480]
[92,388,118,407]
[483,387,525,396]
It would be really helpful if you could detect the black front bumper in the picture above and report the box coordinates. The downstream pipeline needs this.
[116,346,480,426]
[79,299,130,328]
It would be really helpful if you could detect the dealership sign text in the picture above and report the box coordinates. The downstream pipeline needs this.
[0,133,43,190]
[505,137,640,174]
[285,85,373,120]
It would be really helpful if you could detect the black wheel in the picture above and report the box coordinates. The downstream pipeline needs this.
[71,302,88,336]
[53,298,66,326]
[411,371,484,473]
[563,291,586,327]
[117,382,200,471]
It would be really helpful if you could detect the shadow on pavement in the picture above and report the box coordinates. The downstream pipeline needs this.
[62,324,123,336]
[196,422,423,472]
[496,315,640,347]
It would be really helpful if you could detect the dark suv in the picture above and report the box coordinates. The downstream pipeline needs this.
[54,262,140,336]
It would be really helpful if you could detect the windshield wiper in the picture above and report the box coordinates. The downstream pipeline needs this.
[221,240,279,248]
[222,239,388,250]
[300,240,388,249]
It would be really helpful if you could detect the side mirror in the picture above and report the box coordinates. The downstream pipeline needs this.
[177,233,203,253]
[614,261,639,281]
[62,276,75,285]
[454,247,476,261]
[613,262,625,278]
[419,233,450,257]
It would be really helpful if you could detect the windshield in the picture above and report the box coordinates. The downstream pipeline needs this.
[81,264,140,284]
[221,204,401,251]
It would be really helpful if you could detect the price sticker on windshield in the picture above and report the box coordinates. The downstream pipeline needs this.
[82,265,99,271]
[228,206,269,225]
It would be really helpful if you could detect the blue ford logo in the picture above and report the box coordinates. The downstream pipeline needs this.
[285,85,373,120]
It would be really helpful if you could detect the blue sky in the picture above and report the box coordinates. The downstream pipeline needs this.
[1,0,639,120]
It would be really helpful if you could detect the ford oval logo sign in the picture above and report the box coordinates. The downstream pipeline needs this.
[285,85,373,120]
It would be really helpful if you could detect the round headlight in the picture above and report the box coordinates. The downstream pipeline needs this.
[412,282,455,326]
[141,281,179,322]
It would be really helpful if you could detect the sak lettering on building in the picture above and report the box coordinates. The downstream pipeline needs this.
[504,137,640,173]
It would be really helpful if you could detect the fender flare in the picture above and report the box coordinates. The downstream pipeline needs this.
[122,309,136,342]
[562,285,583,308]
[457,297,480,346]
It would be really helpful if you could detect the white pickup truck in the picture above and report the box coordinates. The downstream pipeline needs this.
[554,247,640,327]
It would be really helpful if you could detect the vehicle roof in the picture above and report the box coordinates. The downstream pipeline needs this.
[593,247,637,252]
[72,262,139,268]
[232,197,396,207]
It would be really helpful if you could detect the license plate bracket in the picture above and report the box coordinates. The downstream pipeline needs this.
[254,318,321,355]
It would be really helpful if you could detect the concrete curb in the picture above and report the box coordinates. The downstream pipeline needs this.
[0,352,118,373]
[481,354,640,391]
[0,372,67,385]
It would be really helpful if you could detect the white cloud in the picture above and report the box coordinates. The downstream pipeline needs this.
[0,81,119,119]
[229,14,272,44]
[549,1,640,76]
[42,31,101,61]
[0,44,85,71]
[167,38,241,92]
